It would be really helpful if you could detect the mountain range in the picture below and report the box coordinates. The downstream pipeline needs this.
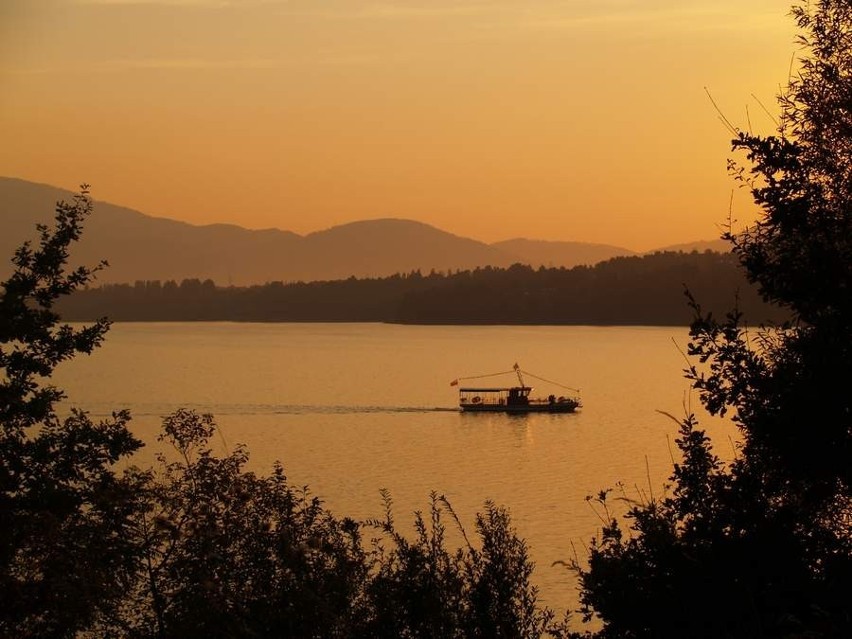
[0,177,727,285]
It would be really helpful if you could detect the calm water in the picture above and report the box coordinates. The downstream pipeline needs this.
[54,322,737,613]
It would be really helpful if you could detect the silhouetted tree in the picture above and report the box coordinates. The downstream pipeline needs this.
[360,492,566,638]
[114,409,368,639]
[111,411,570,639]
[576,2,852,637]
[0,187,143,637]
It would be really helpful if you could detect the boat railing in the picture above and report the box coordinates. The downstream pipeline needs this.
[527,396,579,407]
[460,394,506,406]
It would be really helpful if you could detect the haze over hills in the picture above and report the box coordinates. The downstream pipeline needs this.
[491,238,636,268]
[0,177,726,285]
[649,239,730,254]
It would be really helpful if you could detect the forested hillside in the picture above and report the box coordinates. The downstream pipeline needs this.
[59,250,785,325]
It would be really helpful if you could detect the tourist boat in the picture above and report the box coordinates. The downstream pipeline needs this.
[451,364,581,413]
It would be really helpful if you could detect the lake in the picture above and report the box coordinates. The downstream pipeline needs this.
[54,322,737,614]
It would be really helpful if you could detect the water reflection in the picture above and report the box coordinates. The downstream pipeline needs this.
[55,322,737,612]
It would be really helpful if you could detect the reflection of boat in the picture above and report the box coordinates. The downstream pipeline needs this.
[451,364,581,414]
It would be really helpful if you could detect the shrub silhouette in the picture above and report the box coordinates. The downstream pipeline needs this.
[0,187,143,637]
[576,2,852,637]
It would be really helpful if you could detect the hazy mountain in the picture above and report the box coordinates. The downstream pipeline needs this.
[302,219,516,279]
[1,177,728,284]
[0,178,514,284]
[0,178,306,285]
[491,238,636,268]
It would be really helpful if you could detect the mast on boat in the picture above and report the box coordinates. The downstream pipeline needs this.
[512,362,525,388]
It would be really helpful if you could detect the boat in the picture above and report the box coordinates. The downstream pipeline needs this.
[451,364,581,413]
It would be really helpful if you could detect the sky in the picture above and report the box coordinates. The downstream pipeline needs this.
[1,0,797,251]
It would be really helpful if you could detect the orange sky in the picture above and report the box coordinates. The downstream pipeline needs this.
[1,1,796,251]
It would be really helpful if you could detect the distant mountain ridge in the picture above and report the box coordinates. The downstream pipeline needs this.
[0,177,727,285]
[492,238,636,268]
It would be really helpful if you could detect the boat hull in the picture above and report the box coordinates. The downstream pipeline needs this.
[460,402,579,414]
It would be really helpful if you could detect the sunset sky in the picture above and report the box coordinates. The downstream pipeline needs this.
[1,1,796,250]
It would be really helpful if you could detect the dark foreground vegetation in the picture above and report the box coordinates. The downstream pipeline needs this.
[58,251,786,326]
[2,2,850,637]
[0,190,570,639]
[574,2,852,636]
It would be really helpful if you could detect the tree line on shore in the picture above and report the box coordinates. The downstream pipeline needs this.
[58,251,787,325]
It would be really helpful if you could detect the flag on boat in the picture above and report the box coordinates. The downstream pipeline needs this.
[450,379,459,386]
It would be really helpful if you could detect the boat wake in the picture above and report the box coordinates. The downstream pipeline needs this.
[271,405,460,416]
[68,403,460,417]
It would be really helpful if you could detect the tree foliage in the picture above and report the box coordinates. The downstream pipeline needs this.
[361,491,563,638]
[109,409,368,639]
[576,2,852,637]
[0,187,143,637]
